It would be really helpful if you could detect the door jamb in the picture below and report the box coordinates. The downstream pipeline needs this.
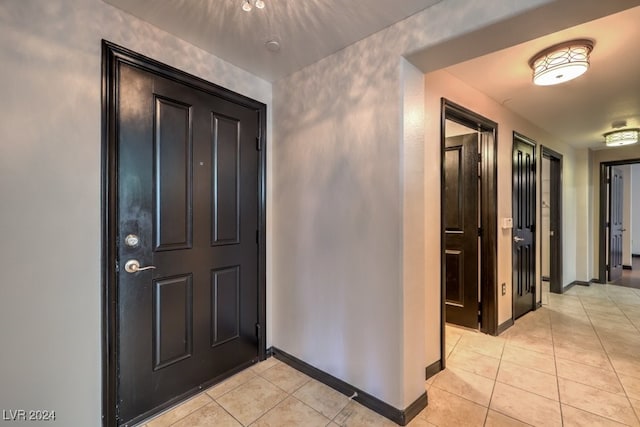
[540,146,563,293]
[512,132,537,317]
[440,98,498,369]
[598,158,640,283]
[101,40,267,426]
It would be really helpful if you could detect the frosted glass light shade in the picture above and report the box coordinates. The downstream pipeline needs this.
[604,129,640,147]
[530,40,593,86]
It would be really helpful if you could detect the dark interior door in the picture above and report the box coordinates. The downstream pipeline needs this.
[512,135,536,319]
[444,131,479,329]
[116,62,260,425]
[609,166,624,281]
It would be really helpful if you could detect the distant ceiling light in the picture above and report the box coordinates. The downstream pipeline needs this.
[242,0,265,12]
[604,129,640,147]
[529,39,593,86]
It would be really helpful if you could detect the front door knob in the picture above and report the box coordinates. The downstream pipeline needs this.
[124,259,156,273]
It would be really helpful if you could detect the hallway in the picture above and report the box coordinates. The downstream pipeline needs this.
[423,283,640,426]
[616,256,640,290]
[139,283,640,426]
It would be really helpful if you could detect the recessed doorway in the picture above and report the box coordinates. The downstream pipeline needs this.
[440,99,498,356]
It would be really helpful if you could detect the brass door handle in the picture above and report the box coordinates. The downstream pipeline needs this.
[124,259,156,273]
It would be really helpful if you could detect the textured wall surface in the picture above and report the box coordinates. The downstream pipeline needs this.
[272,0,552,408]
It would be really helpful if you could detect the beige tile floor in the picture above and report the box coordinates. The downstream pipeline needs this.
[140,283,640,426]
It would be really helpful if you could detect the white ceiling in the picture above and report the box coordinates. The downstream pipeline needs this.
[103,0,442,82]
[443,5,640,150]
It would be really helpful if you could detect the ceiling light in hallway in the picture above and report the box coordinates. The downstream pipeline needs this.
[529,39,593,86]
[604,128,640,147]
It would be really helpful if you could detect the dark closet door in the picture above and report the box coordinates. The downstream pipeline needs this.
[609,166,624,282]
[512,135,536,319]
[116,62,260,425]
[444,133,479,329]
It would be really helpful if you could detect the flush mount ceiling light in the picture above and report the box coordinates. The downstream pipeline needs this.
[242,0,265,12]
[529,39,594,86]
[604,129,640,147]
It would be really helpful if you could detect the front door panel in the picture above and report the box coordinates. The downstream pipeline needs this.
[116,62,260,425]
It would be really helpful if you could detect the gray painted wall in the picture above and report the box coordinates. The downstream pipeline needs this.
[272,0,552,409]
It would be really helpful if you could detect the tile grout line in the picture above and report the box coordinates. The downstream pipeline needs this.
[604,287,640,425]
[547,301,565,427]
[573,286,640,425]
[481,332,506,427]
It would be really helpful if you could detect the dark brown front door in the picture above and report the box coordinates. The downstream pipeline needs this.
[114,59,261,424]
[609,166,624,281]
[444,124,479,329]
[512,134,536,319]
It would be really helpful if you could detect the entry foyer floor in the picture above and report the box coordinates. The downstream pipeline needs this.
[140,283,640,426]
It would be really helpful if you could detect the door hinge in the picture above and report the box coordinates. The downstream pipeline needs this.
[478,302,482,323]
[256,229,259,244]
[478,228,482,237]
[256,323,261,341]
[256,136,262,151]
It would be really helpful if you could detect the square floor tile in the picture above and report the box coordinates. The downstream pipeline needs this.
[422,386,487,427]
[496,360,558,401]
[619,374,640,401]
[251,396,330,427]
[171,402,241,427]
[216,376,288,425]
[501,345,556,375]
[406,411,437,427]
[505,334,554,355]
[260,361,311,393]
[561,404,626,427]
[293,379,350,419]
[251,357,281,374]
[431,366,494,406]
[457,334,505,359]
[147,394,213,427]
[446,347,500,380]
[555,358,623,394]
[206,367,257,399]
[484,409,531,427]
[490,382,561,426]
[557,377,638,426]
[609,352,640,379]
[553,344,612,371]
